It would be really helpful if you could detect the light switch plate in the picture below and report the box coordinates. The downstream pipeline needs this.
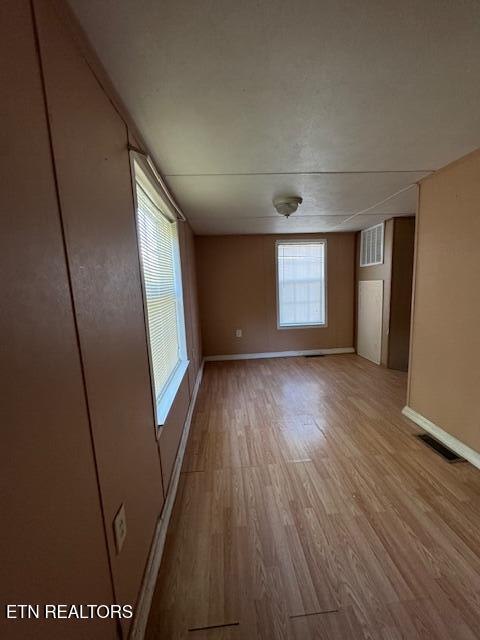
[235,329,242,338]
[113,503,127,554]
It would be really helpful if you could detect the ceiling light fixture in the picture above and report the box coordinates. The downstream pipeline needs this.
[273,196,303,218]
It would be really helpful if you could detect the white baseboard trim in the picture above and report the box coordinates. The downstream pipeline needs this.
[130,360,204,640]
[402,405,480,471]
[204,347,355,362]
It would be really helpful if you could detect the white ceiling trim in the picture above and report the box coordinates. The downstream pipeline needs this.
[163,170,434,177]
[341,183,418,225]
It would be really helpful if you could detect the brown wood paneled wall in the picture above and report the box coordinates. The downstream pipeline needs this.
[33,1,165,632]
[355,218,393,367]
[355,217,415,371]
[389,217,415,371]
[195,233,356,357]
[1,1,202,637]
[0,1,115,638]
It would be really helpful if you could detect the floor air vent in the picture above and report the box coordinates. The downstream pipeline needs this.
[416,434,464,463]
[304,354,325,358]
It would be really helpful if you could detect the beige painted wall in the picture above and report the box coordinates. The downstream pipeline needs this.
[2,1,202,637]
[408,148,480,453]
[196,233,355,356]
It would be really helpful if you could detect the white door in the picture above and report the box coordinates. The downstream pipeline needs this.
[357,280,383,365]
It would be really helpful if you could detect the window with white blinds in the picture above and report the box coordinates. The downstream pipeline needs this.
[360,223,384,267]
[276,241,327,328]
[135,181,187,424]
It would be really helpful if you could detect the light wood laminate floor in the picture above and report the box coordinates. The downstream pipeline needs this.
[146,355,480,639]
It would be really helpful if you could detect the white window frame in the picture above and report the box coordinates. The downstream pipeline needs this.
[132,158,188,428]
[360,223,384,267]
[275,239,328,330]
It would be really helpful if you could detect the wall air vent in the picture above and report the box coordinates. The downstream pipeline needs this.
[360,223,384,267]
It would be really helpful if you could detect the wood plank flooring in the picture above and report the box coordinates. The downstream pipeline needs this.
[146,354,480,639]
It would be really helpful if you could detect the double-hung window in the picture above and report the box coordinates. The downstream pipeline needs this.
[134,160,188,426]
[276,240,327,328]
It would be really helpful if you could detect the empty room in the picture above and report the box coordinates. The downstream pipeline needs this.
[2,1,480,639]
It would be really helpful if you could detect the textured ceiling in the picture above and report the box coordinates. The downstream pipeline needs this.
[68,0,480,234]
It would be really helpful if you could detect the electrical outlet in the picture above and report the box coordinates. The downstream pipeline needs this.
[113,503,127,554]
[235,329,242,338]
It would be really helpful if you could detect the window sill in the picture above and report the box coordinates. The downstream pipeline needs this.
[156,360,190,428]
[277,322,328,330]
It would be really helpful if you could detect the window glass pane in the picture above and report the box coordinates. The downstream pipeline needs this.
[277,242,326,327]
[136,184,180,403]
